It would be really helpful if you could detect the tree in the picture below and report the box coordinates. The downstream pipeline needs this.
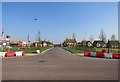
[99,29,107,42]
[89,35,94,43]
[72,32,76,39]
[36,31,41,42]
[110,34,117,48]
[110,34,116,41]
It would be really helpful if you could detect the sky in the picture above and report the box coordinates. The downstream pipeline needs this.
[2,2,118,44]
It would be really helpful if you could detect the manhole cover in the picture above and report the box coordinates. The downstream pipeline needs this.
[39,60,45,62]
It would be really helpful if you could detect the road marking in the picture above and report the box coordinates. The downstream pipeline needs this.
[40,47,54,54]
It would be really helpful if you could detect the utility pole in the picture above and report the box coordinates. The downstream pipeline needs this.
[108,39,110,53]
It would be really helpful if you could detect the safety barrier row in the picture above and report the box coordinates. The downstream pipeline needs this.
[84,52,120,59]
[0,51,25,57]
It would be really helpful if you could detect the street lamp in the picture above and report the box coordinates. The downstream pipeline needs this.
[27,18,40,47]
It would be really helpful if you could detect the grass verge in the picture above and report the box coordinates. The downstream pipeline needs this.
[63,46,120,54]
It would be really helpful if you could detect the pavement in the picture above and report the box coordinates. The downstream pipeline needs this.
[2,47,118,80]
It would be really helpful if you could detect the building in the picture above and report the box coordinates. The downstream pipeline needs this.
[10,40,22,47]
[107,41,120,48]
[75,42,82,47]
[32,40,52,47]
[81,40,92,47]
[0,36,11,48]
[62,38,76,47]
[93,40,107,48]
[0,40,10,47]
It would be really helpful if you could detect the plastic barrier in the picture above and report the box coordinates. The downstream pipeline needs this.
[90,52,96,57]
[22,51,25,56]
[0,52,6,57]
[112,54,120,59]
[36,50,40,54]
[84,52,90,56]
[15,51,23,57]
[102,49,106,53]
[104,53,112,59]
[5,52,15,57]
[96,52,105,58]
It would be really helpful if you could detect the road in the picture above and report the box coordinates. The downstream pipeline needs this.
[2,47,118,80]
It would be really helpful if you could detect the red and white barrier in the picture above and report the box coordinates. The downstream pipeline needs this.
[84,52,90,56]
[90,52,96,57]
[0,52,7,57]
[15,51,25,57]
[15,51,23,57]
[112,54,120,59]
[5,52,15,57]
[104,53,112,59]
[84,51,120,59]
[2,51,25,57]
[96,52,105,58]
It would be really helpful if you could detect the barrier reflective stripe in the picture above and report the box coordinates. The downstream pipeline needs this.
[0,52,6,57]
[90,52,96,57]
[15,51,23,57]
[104,53,112,58]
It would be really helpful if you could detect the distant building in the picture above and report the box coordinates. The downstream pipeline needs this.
[10,40,22,47]
[75,42,82,47]
[32,41,53,47]
[0,36,11,48]
[93,40,107,48]
[81,40,92,47]
[62,38,76,47]
[0,40,10,47]
[107,41,120,48]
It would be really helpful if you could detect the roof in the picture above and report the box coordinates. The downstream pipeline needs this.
[108,41,120,44]
[66,39,76,43]
[10,40,22,44]
[93,40,105,43]
[82,40,90,43]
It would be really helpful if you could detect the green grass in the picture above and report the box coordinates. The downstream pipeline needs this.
[0,46,52,54]
[63,46,120,54]
[63,47,84,54]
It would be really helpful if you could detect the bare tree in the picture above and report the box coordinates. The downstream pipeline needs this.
[89,35,94,43]
[99,29,107,42]
[72,32,76,39]
[110,34,117,49]
[36,31,41,42]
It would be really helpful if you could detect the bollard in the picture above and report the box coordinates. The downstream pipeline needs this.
[37,50,40,54]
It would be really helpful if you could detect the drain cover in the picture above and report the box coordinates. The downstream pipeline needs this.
[39,60,45,62]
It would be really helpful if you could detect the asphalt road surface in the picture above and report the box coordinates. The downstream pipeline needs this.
[2,47,118,80]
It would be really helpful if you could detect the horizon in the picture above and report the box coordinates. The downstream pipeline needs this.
[2,2,118,44]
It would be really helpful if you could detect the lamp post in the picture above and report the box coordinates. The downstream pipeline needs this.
[108,39,110,53]
[27,18,40,47]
